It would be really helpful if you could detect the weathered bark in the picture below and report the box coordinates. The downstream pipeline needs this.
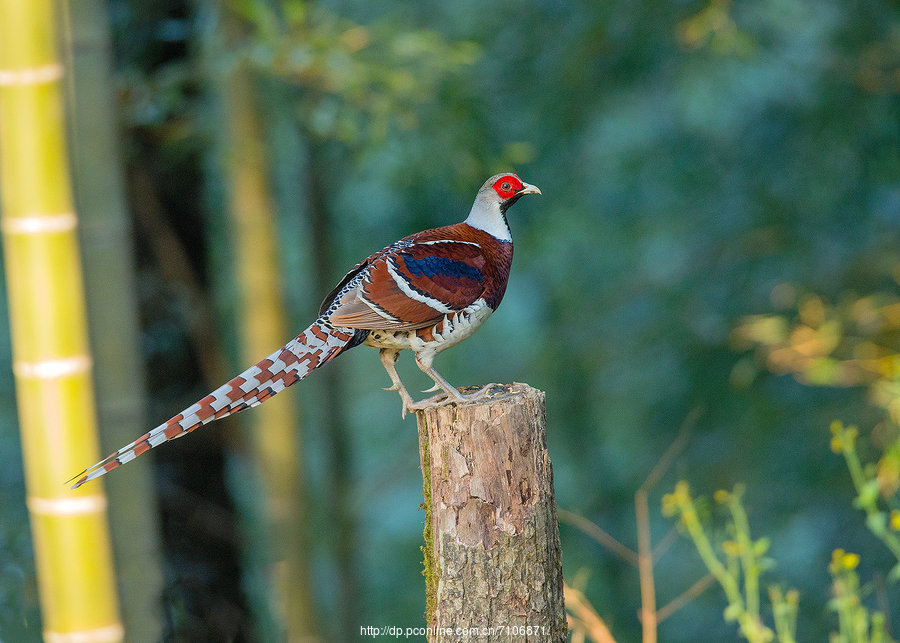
[417,383,566,643]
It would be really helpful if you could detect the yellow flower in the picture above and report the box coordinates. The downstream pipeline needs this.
[722,540,740,557]
[840,552,860,570]
[829,423,858,454]
[830,435,843,454]
[829,548,845,573]
[661,493,677,517]
[662,481,693,518]
[714,489,730,504]
[890,510,900,531]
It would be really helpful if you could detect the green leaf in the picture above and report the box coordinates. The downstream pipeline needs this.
[887,563,900,584]
[723,603,742,622]
[866,511,887,537]
[856,480,881,509]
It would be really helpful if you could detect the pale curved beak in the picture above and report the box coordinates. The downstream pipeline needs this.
[517,182,542,196]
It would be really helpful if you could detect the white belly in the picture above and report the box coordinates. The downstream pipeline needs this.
[363,297,493,357]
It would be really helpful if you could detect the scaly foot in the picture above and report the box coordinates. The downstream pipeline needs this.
[403,383,494,414]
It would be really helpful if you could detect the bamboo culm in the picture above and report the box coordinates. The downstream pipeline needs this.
[0,0,122,639]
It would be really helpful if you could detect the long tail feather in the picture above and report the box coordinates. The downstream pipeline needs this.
[68,320,357,489]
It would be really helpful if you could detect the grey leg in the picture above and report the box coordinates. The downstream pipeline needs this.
[410,354,492,408]
[379,349,416,418]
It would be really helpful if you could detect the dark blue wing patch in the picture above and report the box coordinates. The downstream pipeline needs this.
[401,254,483,282]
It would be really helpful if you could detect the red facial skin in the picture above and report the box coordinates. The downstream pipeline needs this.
[492,174,524,199]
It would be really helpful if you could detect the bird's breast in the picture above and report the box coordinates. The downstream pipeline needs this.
[363,298,494,354]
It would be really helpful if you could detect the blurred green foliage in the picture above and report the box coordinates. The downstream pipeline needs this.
[662,482,789,642]
[1,0,899,640]
[829,548,894,643]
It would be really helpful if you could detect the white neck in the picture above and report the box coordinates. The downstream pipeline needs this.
[464,200,512,242]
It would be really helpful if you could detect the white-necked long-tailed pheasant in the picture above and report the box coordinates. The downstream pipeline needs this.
[70,173,540,488]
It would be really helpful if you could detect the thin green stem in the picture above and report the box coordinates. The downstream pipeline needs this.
[768,587,798,643]
[728,489,760,625]
[842,443,900,563]
[677,495,743,607]
[667,484,775,643]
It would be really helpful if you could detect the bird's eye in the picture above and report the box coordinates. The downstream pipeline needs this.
[501,182,512,192]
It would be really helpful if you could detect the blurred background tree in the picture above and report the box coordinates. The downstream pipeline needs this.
[0,0,898,640]
[65,0,165,636]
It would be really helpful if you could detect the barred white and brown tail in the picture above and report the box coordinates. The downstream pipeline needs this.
[68,320,358,489]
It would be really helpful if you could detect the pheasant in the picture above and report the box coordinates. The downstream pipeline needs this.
[69,173,540,489]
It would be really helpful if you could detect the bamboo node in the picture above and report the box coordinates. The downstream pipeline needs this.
[44,622,124,643]
[0,63,64,86]
[13,355,92,379]
[1,212,78,234]
[27,495,108,516]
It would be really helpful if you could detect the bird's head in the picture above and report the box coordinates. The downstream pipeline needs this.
[466,173,541,241]
[486,173,542,211]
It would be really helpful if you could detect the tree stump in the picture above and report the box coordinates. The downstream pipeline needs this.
[417,383,566,642]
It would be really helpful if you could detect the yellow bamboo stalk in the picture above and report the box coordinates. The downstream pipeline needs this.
[223,59,318,639]
[0,0,122,641]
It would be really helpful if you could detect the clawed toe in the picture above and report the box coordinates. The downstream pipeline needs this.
[405,392,450,412]
[396,392,417,419]
[400,384,493,415]
[458,384,492,402]
[439,383,492,404]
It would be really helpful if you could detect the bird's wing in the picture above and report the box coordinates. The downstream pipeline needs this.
[328,237,488,331]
